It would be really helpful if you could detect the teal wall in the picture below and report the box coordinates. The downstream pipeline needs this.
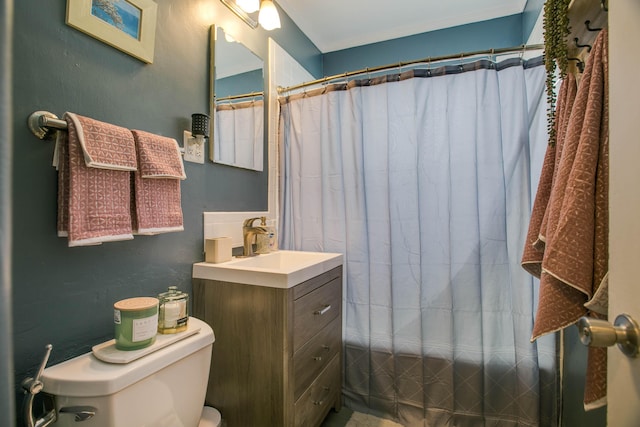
[217,69,264,98]
[523,0,545,42]
[11,0,319,423]
[323,14,524,76]
[563,327,607,426]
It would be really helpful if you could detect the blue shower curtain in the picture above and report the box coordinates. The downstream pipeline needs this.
[278,58,557,427]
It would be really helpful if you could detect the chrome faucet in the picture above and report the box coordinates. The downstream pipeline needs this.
[242,217,268,257]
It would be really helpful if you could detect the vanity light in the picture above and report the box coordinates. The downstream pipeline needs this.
[220,0,280,31]
[258,0,281,30]
[236,0,259,13]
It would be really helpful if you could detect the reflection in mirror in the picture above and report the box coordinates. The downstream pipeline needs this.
[210,25,264,171]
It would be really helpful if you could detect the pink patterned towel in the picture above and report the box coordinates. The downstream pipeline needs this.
[65,112,138,171]
[130,130,186,235]
[56,113,137,247]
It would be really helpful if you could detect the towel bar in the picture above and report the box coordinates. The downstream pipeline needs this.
[28,111,66,140]
[28,111,186,155]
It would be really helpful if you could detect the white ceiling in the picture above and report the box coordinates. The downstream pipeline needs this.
[276,0,529,53]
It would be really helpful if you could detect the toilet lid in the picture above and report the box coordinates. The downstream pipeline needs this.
[199,406,221,427]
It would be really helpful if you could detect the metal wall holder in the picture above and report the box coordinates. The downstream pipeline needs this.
[28,111,66,140]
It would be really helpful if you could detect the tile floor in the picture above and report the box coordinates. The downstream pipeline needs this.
[321,408,354,427]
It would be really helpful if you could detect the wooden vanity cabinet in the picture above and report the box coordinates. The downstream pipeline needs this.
[193,265,343,427]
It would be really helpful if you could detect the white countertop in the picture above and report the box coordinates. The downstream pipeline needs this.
[192,250,343,288]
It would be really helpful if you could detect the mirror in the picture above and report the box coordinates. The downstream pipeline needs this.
[210,25,265,171]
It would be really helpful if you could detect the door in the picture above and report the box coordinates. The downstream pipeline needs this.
[608,1,640,425]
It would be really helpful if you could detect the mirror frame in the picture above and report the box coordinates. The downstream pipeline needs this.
[208,25,216,162]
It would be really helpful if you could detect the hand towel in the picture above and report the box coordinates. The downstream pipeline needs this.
[523,30,609,409]
[57,113,137,246]
[130,130,186,235]
[67,112,138,170]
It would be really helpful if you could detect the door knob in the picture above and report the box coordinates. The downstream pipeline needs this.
[577,314,640,357]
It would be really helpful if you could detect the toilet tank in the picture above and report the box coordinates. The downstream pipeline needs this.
[41,317,214,427]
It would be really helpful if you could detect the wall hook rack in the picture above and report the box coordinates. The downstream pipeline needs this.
[567,57,585,73]
[574,37,592,52]
[585,20,603,32]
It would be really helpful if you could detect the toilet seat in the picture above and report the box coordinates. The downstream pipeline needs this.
[199,406,222,427]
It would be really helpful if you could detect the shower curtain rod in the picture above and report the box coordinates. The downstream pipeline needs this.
[216,91,264,102]
[277,43,544,94]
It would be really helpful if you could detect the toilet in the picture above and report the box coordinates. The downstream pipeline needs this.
[40,316,221,427]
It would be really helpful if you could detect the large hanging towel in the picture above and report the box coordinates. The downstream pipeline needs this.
[523,29,609,409]
[522,73,578,276]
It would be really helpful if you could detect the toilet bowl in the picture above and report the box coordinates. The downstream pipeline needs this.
[40,317,220,427]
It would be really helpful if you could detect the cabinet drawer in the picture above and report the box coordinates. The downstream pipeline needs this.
[293,316,341,401]
[293,277,341,352]
[294,354,340,427]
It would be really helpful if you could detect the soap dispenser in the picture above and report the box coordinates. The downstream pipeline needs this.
[267,222,277,252]
[255,217,271,254]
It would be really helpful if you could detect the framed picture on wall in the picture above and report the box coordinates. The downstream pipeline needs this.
[66,0,158,64]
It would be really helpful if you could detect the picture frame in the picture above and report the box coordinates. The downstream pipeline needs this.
[66,0,158,64]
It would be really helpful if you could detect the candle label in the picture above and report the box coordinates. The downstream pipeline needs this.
[132,314,159,342]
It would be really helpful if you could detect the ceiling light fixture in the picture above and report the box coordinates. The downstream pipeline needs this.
[258,0,281,30]
[220,0,280,31]
[258,0,280,31]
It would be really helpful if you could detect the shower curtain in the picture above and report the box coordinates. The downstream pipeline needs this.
[278,58,557,427]
[214,100,263,170]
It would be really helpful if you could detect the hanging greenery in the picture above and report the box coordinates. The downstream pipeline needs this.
[543,0,571,146]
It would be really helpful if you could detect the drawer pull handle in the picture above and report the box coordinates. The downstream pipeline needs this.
[312,386,331,406]
[314,305,332,316]
[322,345,330,351]
[313,356,323,361]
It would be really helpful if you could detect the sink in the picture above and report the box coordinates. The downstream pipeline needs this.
[192,250,343,288]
